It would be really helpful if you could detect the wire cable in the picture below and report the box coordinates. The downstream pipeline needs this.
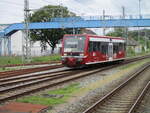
[0,0,24,7]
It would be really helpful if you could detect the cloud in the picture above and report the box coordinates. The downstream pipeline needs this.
[0,0,150,24]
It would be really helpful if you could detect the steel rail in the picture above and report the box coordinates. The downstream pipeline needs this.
[82,63,150,113]
[0,55,149,103]
[128,81,150,113]
[0,71,73,87]
[0,69,71,83]
[0,61,61,68]
[0,70,82,93]
[0,64,63,78]
[0,64,121,103]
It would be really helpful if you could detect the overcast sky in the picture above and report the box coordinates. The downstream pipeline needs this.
[0,0,150,24]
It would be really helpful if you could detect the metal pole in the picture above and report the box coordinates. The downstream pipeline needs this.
[122,6,128,56]
[144,29,147,51]
[122,6,127,41]
[139,0,141,18]
[103,10,106,35]
[23,0,31,62]
[138,0,141,50]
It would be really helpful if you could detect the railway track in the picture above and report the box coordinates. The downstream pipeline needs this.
[0,64,116,104]
[0,64,63,79]
[82,63,150,113]
[128,81,150,113]
[0,55,149,104]
[0,54,149,79]
[0,61,61,68]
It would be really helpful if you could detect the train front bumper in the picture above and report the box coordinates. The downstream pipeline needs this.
[61,56,85,67]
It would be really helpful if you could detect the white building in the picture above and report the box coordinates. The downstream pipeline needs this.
[0,29,60,56]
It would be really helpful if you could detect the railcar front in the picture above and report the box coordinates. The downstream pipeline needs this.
[61,35,87,67]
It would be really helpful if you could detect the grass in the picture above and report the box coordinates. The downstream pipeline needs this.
[32,54,61,63]
[0,67,15,71]
[0,54,61,66]
[16,83,80,106]
[0,56,22,65]
[119,58,150,70]
[126,47,150,58]
[15,59,150,107]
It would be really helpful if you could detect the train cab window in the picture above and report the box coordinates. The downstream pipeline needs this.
[64,36,86,52]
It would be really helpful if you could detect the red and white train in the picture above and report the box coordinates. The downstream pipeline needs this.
[61,34,126,67]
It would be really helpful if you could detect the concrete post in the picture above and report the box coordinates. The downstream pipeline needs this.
[8,36,11,55]
[4,37,7,56]
[3,36,11,56]
[0,37,2,56]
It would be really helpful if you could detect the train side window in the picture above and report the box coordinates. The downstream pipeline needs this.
[113,43,119,54]
[88,42,93,52]
[123,43,125,50]
[95,42,99,51]
[98,42,101,52]
[88,41,102,52]
[93,42,101,52]
[101,42,108,55]
[96,42,101,51]
[95,42,98,51]
[93,42,97,51]
[119,43,124,51]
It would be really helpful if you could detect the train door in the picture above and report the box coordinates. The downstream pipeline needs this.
[108,42,113,61]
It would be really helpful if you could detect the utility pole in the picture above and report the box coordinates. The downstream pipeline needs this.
[122,6,128,55]
[122,6,126,37]
[122,6,127,40]
[122,6,125,19]
[138,0,141,51]
[144,29,147,51]
[139,0,141,18]
[22,0,31,63]
[103,10,106,35]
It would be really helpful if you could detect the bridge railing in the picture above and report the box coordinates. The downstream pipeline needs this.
[1,14,150,36]
[81,14,150,20]
[50,14,150,22]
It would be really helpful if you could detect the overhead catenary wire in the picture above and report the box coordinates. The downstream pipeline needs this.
[0,0,24,7]
[0,0,42,10]
[41,0,51,4]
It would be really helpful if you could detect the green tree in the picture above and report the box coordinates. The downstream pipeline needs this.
[106,28,150,51]
[106,28,124,37]
[30,5,79,53]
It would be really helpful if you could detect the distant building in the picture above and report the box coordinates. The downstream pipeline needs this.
[127,37,142,53]
[0,27,60,56]
[82,29,97,35]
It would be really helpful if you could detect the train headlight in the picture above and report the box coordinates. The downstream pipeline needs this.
[80,53,84,56]
[61,58,66,61]
[64,53,67,56]
[77,58,83,62]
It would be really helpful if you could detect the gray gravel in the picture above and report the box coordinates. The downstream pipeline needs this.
[48,65,138,113]
[134,86,150,113]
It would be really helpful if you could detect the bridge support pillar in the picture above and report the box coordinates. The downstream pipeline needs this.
[0,37,2,56]
[3,36,11,56]
[8,36,11,55]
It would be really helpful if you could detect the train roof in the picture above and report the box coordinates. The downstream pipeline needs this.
[64,34,125,40]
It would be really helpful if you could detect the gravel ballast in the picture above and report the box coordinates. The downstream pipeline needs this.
[47,61,147,113]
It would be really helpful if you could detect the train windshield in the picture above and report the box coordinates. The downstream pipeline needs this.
[64,36,86,52]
